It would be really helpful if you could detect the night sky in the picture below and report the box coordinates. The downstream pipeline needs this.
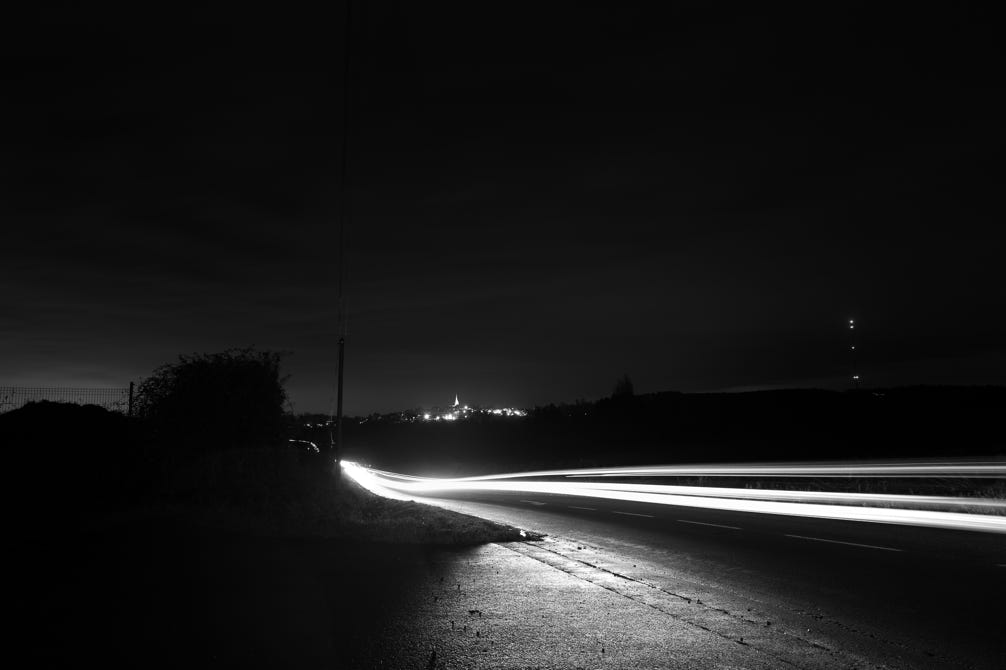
[4,3,1004,414]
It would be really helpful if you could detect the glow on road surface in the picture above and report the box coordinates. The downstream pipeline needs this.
[341,461,1006,534]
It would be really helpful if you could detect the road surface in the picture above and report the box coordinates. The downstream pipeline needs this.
[401,485,1004,669]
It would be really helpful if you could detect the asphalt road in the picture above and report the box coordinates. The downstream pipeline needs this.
[413,487,1006,669]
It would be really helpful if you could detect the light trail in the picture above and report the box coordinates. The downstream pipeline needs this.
[510,480,1006,510]
[381,460,1006,480]
[352,464,1006,511]
[341,461,1006,534]
[341,462,417,502]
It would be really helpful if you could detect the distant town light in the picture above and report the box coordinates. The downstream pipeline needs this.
[412,398,528,424]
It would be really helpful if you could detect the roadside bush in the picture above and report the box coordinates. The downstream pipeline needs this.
[2,401,151,530]
[149,446,528,541]
[136,348,289,453]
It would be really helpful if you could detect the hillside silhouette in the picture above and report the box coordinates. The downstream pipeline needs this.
[333,386,1006,476]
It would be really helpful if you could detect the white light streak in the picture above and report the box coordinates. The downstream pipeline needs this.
[433,461,1006,480]
[341,461,418,501]
[341,461,1006,534]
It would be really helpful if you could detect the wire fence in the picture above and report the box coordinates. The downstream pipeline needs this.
[0,385,133,415]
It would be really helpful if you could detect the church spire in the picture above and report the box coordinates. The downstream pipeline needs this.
[453,394,459,407]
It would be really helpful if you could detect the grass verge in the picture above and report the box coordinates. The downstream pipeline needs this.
[92,448,539,544]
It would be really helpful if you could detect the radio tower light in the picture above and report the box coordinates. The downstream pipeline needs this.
[848,318,860,389]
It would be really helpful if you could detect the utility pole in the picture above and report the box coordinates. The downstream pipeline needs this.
[334,335,345,460]
[330,0,353,469]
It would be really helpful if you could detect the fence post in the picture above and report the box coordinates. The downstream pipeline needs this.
[128,381,134,417]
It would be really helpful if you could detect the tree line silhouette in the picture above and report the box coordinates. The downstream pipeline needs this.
[334,386,1006,476]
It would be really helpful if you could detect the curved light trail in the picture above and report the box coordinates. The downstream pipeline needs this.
[341,461,1006,534]
[431,461,1006,480]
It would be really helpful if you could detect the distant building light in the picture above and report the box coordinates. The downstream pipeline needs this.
[853,375,860,380]
[423,413,431,421]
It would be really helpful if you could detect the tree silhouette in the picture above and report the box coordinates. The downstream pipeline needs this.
[611,374,634,399]
[136,348,288,452]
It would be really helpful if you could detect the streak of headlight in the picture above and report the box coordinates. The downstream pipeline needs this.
[341,461,418,501]
[341,462,1006,534]
[479,481,1006,510]
[352,466,1005,510]
[371,461,1006,480]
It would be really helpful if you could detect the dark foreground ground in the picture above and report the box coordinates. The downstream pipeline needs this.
[26,521,455,667]
[22,516,887,669]
[18,473,1006,669]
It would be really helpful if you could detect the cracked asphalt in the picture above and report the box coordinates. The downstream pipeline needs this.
[408,489,1006,670]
